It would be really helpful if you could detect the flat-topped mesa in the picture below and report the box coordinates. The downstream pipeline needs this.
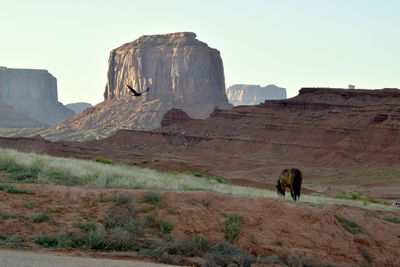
[0,67,74,126]
[104,31,229,112]
[227,84,287,106]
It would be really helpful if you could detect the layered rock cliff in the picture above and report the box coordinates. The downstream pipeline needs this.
[57,32,232,130]
[226,84,286,105]
[0,67,75,126]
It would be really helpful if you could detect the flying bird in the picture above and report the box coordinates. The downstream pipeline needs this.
[126,84,151,97]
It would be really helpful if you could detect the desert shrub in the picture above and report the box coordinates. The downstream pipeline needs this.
[0,233,24,244]
[35,235,59,248]
[257,254,287,266]
[272,239,284,246]
[158,219,174,235]
[31,212,50,223]
[0,184,34,194]
[24,201,36,209]
[142,192,164,206]
[111,193,132,204]
[383,217,400,224]
[74,221,97,232]
[224,214,242,243]
[104,199,136,229]
[335,215,362,234]
[69,231,103,249]
[144,213,157,228]
[202,199,213,207]
[102,227,139,251]
[123,220,144,236]
[203,241,255,267]
[92,157,114,165]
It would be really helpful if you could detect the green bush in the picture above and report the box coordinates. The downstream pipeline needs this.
[224,214,242,243]
[35,235,59,247]
[31,213,50,223]
[158,219,174,235]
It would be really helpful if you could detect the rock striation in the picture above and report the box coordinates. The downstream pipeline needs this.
[226,84,286,105]
[57,32,232,130]
[65,102,92,114]
[0,67,74,126]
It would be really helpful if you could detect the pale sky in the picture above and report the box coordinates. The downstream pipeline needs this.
[1,0,399,105]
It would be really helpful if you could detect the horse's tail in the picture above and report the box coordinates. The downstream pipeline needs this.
[292,168,303,201]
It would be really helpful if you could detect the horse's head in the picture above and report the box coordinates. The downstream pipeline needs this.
[276,179,284,196]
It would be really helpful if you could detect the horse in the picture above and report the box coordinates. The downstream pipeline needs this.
[276,168,303,201]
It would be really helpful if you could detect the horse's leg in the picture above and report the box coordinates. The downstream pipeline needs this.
[290,185,295,201]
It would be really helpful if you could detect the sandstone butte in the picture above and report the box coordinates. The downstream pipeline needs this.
[56,32,232,131]
[0,66,74,127]
[226,84,287,106]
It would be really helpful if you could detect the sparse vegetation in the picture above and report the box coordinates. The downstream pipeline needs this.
[111,193,132,204]
[272,239,284,246]
[336,192,380,204]
[31,212,50,223]
[157,219,174,235]
[383,217,400,224]
[0,184,34,194]
[0,211,26,220]
[142,192,163,205]
[92,157,114,165]
[223,214,242,243]
[202,198,212,207]
[0,148,397,211]
[24,200,36,209]
[73,221,97,232]
[0,233,24,244]
[48,206,62,213]
[335,215,363,234]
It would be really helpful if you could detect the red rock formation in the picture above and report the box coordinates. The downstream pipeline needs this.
[57,32,232,131]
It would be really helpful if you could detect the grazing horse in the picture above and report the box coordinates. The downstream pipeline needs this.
[276,168,303,201]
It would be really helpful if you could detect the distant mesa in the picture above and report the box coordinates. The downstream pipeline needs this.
[66,102,93,114]
[226,84,287,106]
[0,67,75,127]
[57,32,232,131]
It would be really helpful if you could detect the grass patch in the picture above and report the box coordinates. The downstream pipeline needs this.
[157,219,174,235]
[48,206,62,213]
[335,192,380,204]
[335,215,363,234]
[0,184,34,194]
[142,192,163,205]
[202,199,212,207]
[383,217,400,224]
[92,157,114,165]
[224,214,242,243]
[31,212,50,223]
[0,148,397,212]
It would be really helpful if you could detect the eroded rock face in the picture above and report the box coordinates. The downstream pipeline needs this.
[0,67,74,126]
[57,32,232,131]
[226,84,286,105]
